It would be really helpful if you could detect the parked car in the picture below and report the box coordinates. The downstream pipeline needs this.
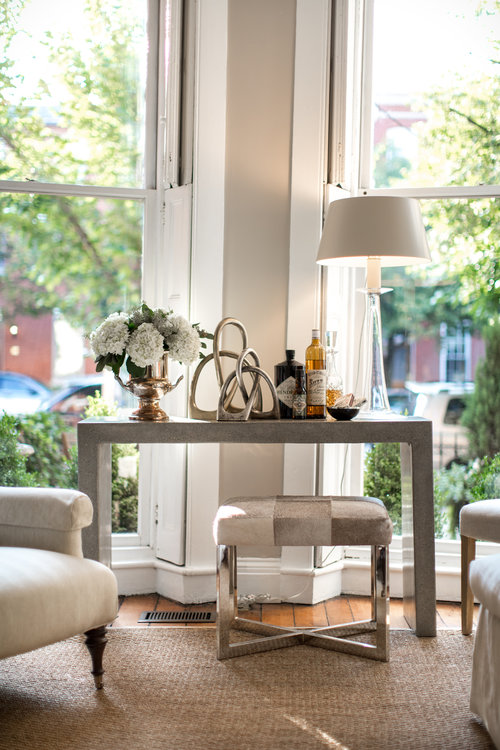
[40,376,130,429]
[387,388,418,416]
[0,371,51,415]
[408,382,474,470]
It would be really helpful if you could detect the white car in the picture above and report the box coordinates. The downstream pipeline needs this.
[0,371,50,416]
[409,382,473,470]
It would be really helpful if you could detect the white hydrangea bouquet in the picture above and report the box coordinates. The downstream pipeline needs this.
[90,303,211,379]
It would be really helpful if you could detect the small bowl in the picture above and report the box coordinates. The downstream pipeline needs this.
[327,406,360,421]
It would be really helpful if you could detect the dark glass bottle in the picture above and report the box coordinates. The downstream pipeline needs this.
[275,349,302,419]
[292,366,307,419]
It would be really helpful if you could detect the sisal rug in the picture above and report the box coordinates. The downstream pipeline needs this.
[0,628,494,750]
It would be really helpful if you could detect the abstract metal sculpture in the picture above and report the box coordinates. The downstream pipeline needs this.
[189,318,279,421]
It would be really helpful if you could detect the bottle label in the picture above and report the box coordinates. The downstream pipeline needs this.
[276,376,296,409]
[306,370,326,406]
[293,393,307,418]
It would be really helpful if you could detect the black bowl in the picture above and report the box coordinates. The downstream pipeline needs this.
[327,406,360,421]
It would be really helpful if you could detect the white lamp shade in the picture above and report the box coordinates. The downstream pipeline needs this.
[316,196,431,267]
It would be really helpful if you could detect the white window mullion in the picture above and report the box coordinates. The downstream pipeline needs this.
[145,0,161,190]
[357,0,374,192]
[359,185,500,199]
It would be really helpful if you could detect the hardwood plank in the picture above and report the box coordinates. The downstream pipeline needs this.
[114,594,158,627]
[325,596,354,626]
[293,602,328,628]
[155,596,188,612]
[388,598,410,629]
[346,595,372,623]
[437,601,463,630]
[116,594,478,632]
[261,603,294,627]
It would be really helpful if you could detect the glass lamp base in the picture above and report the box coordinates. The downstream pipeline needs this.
[360,407,403,420]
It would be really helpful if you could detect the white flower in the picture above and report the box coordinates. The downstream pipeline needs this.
[152,309,175,339]
[167,315,200,365]
[126,323,165,368]
[90,312,130,358]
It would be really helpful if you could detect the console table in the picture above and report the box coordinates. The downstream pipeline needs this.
[77,415,436,636]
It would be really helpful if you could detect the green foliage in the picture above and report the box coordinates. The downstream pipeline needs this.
[0,391,138,534]
[373,142,411,188]
[0,411,75,487]
[470,454,500,500]
[0,1,143,331]
[362,441,499,538]
[462,322,500,458]
[16,412,75,487]
[0,412,37,486]
[112,475,138,534]
[434,455,500,539]
[364,443,402,534]
[85,391,118,419]
[434,463,474,539]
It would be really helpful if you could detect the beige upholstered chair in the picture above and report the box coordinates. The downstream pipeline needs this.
[0,487,118,688]
[213,495,392,661]
[459,499,500,634]
[469,553,500,748]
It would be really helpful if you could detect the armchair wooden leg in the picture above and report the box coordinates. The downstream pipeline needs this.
[461,534,476,635]
[84,625,108,689]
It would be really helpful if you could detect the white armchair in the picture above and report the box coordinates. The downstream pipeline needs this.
[0,487,118,688]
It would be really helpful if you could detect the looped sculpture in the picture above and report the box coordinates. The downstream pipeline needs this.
[189,318,280,421]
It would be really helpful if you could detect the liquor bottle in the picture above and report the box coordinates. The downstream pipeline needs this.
[292,366,307,419]
[274,349,302,419]
[325,330,343,408]
[305,329,326,419]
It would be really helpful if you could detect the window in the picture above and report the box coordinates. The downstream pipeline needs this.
[369,0,498,190]
[326,0,499,555]
[362,0,498,417]
[0,0,183,548]
[1,0,148,188]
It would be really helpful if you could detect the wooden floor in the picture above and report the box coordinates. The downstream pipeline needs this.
[113,594,479,630]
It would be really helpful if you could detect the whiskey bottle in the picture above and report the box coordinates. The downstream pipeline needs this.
[275,349,302,419]
[325,330,343,407]
[305,329,326,419]
[292,366,307,419]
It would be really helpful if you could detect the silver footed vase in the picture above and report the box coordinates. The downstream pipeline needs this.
[115,353,183,422]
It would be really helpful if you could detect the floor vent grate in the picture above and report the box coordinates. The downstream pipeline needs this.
[138,610,216,624]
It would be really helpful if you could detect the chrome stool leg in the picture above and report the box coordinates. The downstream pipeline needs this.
[375,544,390,660]
[216,544,234,659]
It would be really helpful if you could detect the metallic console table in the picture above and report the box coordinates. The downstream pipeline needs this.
[77,415,436,636]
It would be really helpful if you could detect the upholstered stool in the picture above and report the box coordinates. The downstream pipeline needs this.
[459,499,500,634]
[213,495,392,661]
[469,554,500,748]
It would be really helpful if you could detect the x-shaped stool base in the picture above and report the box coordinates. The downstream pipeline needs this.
[216,545,390,662]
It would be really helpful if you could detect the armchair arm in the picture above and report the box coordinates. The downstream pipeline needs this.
[0,487,93,557]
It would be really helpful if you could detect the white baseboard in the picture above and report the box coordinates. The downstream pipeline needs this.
[111,538,500,603]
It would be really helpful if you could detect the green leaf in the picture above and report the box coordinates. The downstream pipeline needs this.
[126,356,146,378]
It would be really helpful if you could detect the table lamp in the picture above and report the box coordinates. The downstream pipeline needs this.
[317,195,431,418]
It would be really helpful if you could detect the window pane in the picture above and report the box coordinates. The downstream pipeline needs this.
[0,194,142,336]
[0,193,142,531]
[371,0,499,188]
[381,196,496,484]
[0,0,147,188]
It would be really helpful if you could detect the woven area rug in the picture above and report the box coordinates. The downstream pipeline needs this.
[0,628,494,750]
